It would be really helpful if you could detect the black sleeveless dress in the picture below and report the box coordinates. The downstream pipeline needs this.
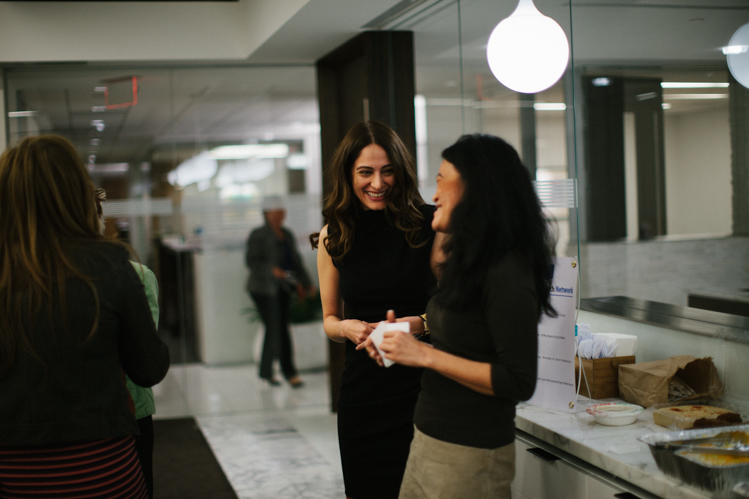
[334,204,437,499]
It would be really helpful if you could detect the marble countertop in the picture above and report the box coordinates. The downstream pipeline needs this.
[516,399,713,499]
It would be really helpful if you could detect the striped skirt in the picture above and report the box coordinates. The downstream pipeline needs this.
[0,435,147,499]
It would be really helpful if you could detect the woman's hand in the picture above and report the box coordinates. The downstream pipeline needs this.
[338,319,374,346]
[366,315,423,337]
[272,266,286,279]
[357,310,431,367]
[362,312,424,342]
[379,330,433,368]
[295,284,317,301]
[357,309,397,365]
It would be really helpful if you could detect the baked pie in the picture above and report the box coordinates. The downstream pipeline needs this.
[653,405,740,428]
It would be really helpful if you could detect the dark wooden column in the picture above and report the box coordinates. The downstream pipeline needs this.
[316,31,416,412]
[519,92,537,179]
[583,77,627,241]
[729,72,749,236]
[624,79,666,239]
[582,76,666,242]
[317,31,416,199]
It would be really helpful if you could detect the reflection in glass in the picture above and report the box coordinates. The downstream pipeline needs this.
[3,0,749,409]
[727,22,749,89]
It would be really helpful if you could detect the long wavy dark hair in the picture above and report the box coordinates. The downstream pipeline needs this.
[0,135,108,379]
[319,121,426,260]
[435,134,557,319]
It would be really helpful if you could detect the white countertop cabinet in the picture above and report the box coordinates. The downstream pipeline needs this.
[513,429,644,499]
[512,401,716,499]
[509,297,749,499]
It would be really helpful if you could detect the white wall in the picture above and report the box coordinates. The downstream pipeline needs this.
[535,112,567,169]
[422,102,569,174]
[578,236,749,307]
[194,249,258,365]
[624,112,638,241]
[423,102,465,186]
[480,108,521,152]
[664,107,732,236]
[462,98,733,242]
[0,0,308,62]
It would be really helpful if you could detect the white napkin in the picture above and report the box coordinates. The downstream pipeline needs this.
[593,333,638,357]
[368,322,410,367]
[576,323,595,358]
[579,339,607,359]
[576,323,593,343]
[576,332,638,359]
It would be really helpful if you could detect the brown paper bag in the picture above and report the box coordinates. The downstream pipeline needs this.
[617,355,724,408]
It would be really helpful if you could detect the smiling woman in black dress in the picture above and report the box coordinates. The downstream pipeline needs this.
[315,121,441,499]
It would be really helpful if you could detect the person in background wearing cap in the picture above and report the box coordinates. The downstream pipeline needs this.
[245,195,316,387]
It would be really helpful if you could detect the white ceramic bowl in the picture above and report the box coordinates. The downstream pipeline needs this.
[586,403,644,426]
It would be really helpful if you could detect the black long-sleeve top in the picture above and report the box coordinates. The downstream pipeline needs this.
[0,242,170,446]
[414,251,539,449]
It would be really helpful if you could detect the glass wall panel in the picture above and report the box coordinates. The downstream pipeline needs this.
[408,0,575,258]
[406,0,749,308]
[164,67,321,380]
[565,2,749,306]
[4,0,749,416]
[4,65,321,415]
[404,1,465,191]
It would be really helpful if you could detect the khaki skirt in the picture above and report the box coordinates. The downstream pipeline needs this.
[399,427,515,499]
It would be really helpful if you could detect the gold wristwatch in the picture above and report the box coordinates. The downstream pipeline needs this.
[413,313,429,340]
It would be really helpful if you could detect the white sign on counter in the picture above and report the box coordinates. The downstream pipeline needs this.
[526,257,578,412]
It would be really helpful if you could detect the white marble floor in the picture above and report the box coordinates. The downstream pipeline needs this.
[152,364,344,499]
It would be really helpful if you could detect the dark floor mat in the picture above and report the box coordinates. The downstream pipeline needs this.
[152,418,238,499]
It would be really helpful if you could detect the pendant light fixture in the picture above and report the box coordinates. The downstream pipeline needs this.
[725,22,749,89]
[486,0,570,94]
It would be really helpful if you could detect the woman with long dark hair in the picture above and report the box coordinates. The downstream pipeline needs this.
[375,134,556,499]
[315,121,441,499]
[0,135,170,499]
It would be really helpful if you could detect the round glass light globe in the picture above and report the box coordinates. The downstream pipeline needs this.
[486,10,570,94]
[727,22,749,89]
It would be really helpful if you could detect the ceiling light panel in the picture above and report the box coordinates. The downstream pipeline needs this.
[663,93,728,100]
[661,82,729,88]
[8,111,38,117]
[208,144,289,160]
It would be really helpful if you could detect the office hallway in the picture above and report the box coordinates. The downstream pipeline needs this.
[153,365,344,498]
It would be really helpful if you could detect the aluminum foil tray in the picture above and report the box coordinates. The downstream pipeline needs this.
[639,424,749,498]
[674,448,749,497]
